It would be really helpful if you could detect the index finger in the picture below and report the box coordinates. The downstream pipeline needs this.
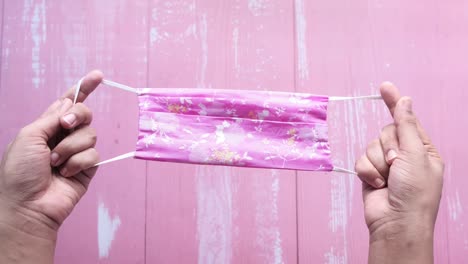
[380,82,401,117]
[62,70,104,103]
[394,96,424,152]
[380,82,432,146]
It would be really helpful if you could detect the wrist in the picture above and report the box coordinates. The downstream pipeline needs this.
[368,214,434,264]
[0,197,57,263]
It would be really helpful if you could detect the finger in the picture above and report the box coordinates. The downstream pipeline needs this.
[50,126,97,167]
[362,181,377,205]
[40,98,64,118]
[393,97,424,152]
[381,82,432,147]
[61,70,103,103]
[416,119,432,145]
[73,167,99,190]
[379,124,399,165]
[60,103,93,129]
[355,154,386,189]
[23,98,73,141]
[59,148,99,177]
[380,82,401,117]
[366,139,390,178]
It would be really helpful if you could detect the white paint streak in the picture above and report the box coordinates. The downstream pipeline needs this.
[23,0,47,88]
[329,174,348,234]
[255,170,284,264]
[326,98,369,263]
[150,27,163,45]
[98,202,121,259]
[248,0,267,16]
[232,26,240,75]
[196,166,233,264]
[325,246,346,264]
[448,189,463,221]
[294,0,309,80]
[198,14,208,88]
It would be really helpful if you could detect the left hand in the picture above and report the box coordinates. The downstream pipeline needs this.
[0,70,103,241]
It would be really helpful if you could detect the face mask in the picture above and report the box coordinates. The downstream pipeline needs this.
[74,78,380,173]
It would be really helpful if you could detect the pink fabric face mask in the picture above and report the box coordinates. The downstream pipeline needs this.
[136,88,332,171]
[74,79,380,173]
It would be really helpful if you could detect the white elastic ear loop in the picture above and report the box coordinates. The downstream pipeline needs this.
[72,77,137,167]
[94,151,136,166]
[327,95,383,174]
[73,77,85,104]
[332,166,357,174]
[329,95,382,101]
[101,79,139,94]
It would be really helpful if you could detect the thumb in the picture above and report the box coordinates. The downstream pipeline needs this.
[26,98,73,141]
[393,97,424,152]
[380,82,401,117]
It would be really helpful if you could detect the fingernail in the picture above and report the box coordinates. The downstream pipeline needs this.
[387,149,398,163]
[374,178,385,188]
[63,113,76,126]
[60,167,68,177]
[50,152,60,166]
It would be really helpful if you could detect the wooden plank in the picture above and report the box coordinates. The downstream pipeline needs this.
[358,1,451,263]
[296,0,374,262]
[145,0,297,263]
[0,1,148,263]
[296,0,450,262]
[436,1,468,262]
[0,0,3,89]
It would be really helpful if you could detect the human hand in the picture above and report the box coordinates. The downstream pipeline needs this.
[355,82,444,263]
[0,70,102,263]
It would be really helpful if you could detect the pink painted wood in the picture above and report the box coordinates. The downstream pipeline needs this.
[0,0,466,263]
[1,1,147,263]
[146,1,297,263]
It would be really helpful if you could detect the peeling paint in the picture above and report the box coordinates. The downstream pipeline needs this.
[232,26,240,75]
[23,0,47,88]
[325,246,346,264]
[150,27,163,45]
[254,170,284,264]
[248,0,267,16]
[98,202,121,259]
[197,14,208,88]
[448,189,463,221]
[294,0,308,80]
[196,166,233,264]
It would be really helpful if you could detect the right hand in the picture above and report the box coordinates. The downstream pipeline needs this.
[355,82,444,243]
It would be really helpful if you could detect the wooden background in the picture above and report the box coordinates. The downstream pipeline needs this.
[0,0,466,263]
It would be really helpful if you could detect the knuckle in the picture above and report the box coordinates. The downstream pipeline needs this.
[380,124,396,138]
[90,148,100,161]
[83,148,99,162]
[366,139,381,155]
[18,125,33,138]
[54,139,72,154]
[401,114,417,126]
[85,127,97,145]
[65,157,81,173]
[382,123,395,132]
[355,155,367,173]
[83,148,99,169]
[75,103,93,121]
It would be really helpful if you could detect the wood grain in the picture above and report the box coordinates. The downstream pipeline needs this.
[0,0,466,263]
[145,0,296,262]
